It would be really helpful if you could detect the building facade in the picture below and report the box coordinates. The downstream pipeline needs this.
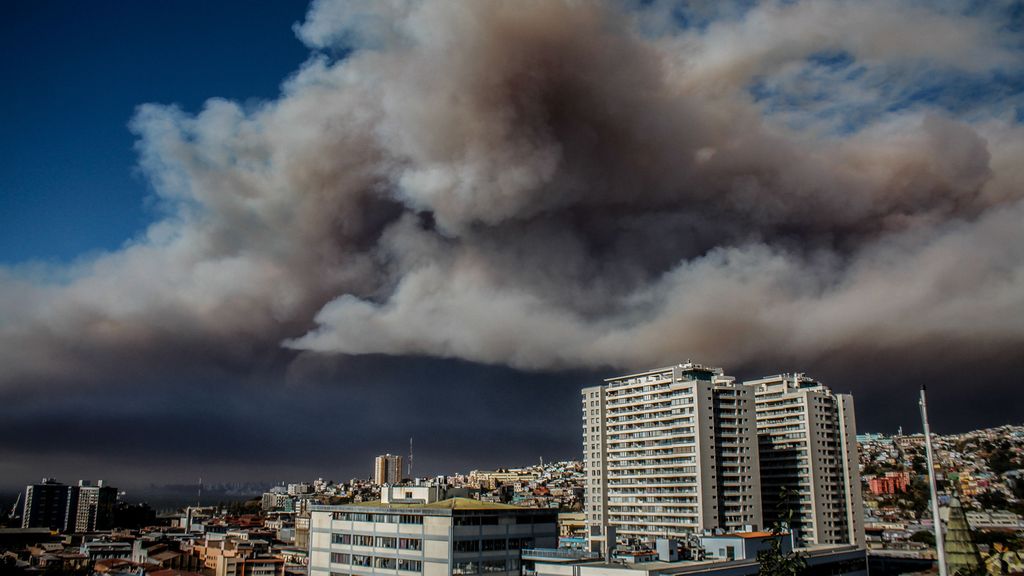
[524,543,867,576]
[374,454,404,486]
[22,479,73,530]
[743,374,864,547]
[583,362,762,544]
[309,498,557,576]
[867,472,910,496]
[22,478,118,532]
[72,481,118,532]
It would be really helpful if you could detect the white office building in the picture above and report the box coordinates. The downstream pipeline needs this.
[743,373,864,547]
[309,497,557,576]
[583,362,762,544]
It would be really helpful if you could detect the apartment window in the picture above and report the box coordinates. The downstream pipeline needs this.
[481,538,507,551]
[452,561,480,575]
[482,559,507,573]
[399,538,422,550]
[454,540,480,552]
[331,533,352,545]
[400,515,423,525]
[330,553,350,565]
[397,559,422,572]
[507,537,534,549]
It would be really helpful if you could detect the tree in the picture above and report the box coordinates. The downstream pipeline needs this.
[0,555,22,576]
[989,449,1017,475]
[757,488,807,576]
[975,491,1009,511]
[910,530,936,546]
[906,476,931,519]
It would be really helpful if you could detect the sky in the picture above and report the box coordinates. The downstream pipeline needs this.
[2,0,1024,494]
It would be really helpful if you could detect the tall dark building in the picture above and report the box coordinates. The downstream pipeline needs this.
[21,479,119,532]
[72,481,118,532]
[21,479,73,530]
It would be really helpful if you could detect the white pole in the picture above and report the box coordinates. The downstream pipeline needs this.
[920,386,947,576]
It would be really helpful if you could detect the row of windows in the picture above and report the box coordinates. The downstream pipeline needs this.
[331,534,422,550]
[453,537,533,552]
[330,553,421,572]
[453,514,554,526]
[332,512,423,524]
[453,558,520,574]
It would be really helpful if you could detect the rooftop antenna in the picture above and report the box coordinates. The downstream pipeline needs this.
[408,437,414,479]
[197,477,202,508]
[920,386,947,576]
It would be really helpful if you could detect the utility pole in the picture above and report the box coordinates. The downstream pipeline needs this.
[920,386,947,576]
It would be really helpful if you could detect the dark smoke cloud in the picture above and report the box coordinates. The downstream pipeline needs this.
[1,0,1023,410]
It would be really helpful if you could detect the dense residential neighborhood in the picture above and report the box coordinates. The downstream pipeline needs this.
[2,414,1021,575]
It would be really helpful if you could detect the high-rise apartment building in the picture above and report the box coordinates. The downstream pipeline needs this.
[743,374,864,547]
[22,479,73,530]
[583,362,762,543]
[72,480,118,532]
[22,479,117,532]
[374,454,404,485]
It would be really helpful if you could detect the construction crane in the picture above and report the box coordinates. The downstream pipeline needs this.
[8,492,21,520]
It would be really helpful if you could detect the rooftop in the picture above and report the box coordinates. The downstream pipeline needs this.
[340,497,525,511]
[729,531,776,539]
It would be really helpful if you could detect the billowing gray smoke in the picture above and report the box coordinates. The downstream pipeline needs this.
[2,0,1023,388]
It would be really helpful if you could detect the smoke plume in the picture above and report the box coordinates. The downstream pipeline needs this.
[2,0,1023,393]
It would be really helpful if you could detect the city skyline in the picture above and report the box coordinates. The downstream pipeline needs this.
[3,0,1024,492]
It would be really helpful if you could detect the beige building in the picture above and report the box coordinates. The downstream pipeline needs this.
[308,497,557,576]
[188,536,284,576]
[583,362,762,544]
[743,373,864,547]
[467,470,538,490]
[374,454,404,486]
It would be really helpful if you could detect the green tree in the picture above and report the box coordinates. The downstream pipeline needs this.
[976,491,1009,510]
[910,530,936,546]
[757,488,807,576]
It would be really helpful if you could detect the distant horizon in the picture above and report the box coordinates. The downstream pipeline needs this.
[3,419,1020,497]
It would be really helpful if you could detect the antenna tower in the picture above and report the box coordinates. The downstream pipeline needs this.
[920,386,948,576]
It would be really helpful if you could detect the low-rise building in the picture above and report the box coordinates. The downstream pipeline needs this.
[867,472,910,496]
[523,543,867,576]
[81,540,133,562]
[965,510,1023,530]
[698,531,790,562]
[309,497,557,576]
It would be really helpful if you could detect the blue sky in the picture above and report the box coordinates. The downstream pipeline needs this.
[0,1,310,263]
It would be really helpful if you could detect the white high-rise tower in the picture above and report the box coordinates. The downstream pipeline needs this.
[583,362,762,543]
[743,373,865,547]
